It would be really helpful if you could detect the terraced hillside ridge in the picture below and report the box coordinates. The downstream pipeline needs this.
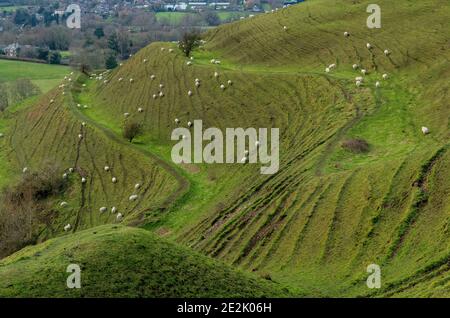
[0,225,290,297]
[0,0,449,297]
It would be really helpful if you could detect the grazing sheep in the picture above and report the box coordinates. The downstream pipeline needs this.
[161,47,165,51]
[187,90,193,97]
[382,73,388,80]
[352,64,359,70]
[104,166,110,172]
[130,78,134,83]
[214,72,219,78]
[135,183,141,189]
[103,80,108,84]
[195,78,200,82]
[195,82,201,88]
[175,118,180,124]
[356,80,362,87]
[355,76,363,82]
[384,49,390,56]
[366,43,372,49]
[63,173,68,179]
[215,60,221,64]
[81,122,86,127]
[151,75,156,80]
[227,80,233,85]
[60,202,68,207]
[186,61,192,66]
[69,168,74,173]
[283,26,287,31]
[220,84,226,90]
[124,113,130,117]
[210,59,216,64]
[129,194,138,201]
[138,107,144,113]
[325,67,330,73]
[81,177,87,183]
[84,105,88,109]
[169,48,174,53]
[190,56,194,60]
[159,84,164,89]
[143,59,148,63]
[116,213,123,221]
[64,224,71,231]
[50,99,54,104]
[422,126,430,135]
[111,207,117,214]
[344,31,350,37]
[118,78,123,82]
[0,133,3,138]
[99,207,107,213]
[78,134,83,139]
[375,81,381,88]
[159,91,164,97]
[361,69,368,75]
[187,121,193,127]
[329,63,336,69]
[112,177,117,183]
[152,94,157,99]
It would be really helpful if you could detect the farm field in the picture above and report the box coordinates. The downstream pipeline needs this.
[0,0,449,298]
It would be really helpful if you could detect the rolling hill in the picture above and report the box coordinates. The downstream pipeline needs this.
[0,0,449,297]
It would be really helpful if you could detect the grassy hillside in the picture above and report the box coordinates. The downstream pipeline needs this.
[0,225,291,297]
[0,0,449,297]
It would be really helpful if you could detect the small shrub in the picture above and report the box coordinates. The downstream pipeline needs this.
[178,31,200,57]
[123,121,143,143]
[341,138,370,153]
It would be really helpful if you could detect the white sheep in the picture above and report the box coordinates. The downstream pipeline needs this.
[352,64,359,70]
[329,64,336,69]
[187,121,193,127]
[81,177,87,183]
[104,166,110,172]
[135,183,141,189]
[356,80,362,87]
[78,134,83,139]
[210,59,216,64]
[366,43,372,49]
[227,80,233,85]
[215,60,221,64]
[99,207,107,213]
[375,81,381,88]
[138,107,144,113]
[129,78,134,83]
[159,91,164,97]
[344,31,350,37]
[50,99,54,104]
[116,213,123,221]
[382,73,388,80]
[111,207,117,214]
[421,126,430,135]
[159,84,164,89]
[129,194,138,201]
[188,90,193,96]
[84,105,88,109]
[60,201,68,207]
[64,224,71,231]
[220,84,226,90]
[361,69,368,75]
[214,72,219,78]
[112,177,117,183]
[169,48,174,53]
[152,94,157,99]
[175,118,180,124]
[283,26,288,31]
[124,113,130,117]
[118,78,123,82]
[186,61,192,66]
[69,167,74,173]
[384,49,390,56]
[325,67,330,73]
[195,82,201,88]
[63,173,68,179]
[143,59,148,63]
[355,76,363,82]
[151,75,156,80]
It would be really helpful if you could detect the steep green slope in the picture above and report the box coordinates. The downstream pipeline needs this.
[1,0,449,298]
[79,0,449,296]
[0,225,291,297]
